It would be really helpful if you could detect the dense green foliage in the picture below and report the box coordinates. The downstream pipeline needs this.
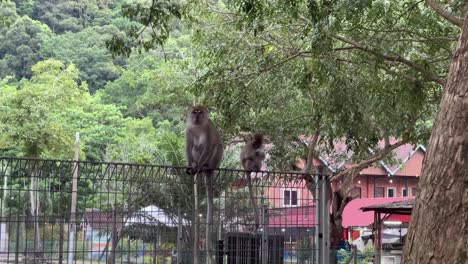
[2,0,461,168]
[108,0,463,172]
[0,0,193,165]
[0,1,465,260]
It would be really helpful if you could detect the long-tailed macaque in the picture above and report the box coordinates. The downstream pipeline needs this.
[240,133,265,172]
[186,106,223,175]
[185,105,223,264]
[240,133,265,230]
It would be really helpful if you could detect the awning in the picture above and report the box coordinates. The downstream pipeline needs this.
[342,197,412,228]
[268,205,317,227]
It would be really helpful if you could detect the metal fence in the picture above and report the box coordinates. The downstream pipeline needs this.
[0,157,327,264]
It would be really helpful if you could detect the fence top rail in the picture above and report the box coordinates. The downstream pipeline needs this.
[0,156,329,177]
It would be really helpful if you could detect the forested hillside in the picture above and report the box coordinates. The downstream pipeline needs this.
[1,0,453,169]
[0,0,205,165]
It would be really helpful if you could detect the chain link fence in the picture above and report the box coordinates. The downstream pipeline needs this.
[0,157,326,264]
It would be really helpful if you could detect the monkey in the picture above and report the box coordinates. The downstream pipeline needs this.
[185,105,223,264]
[185,106,224,175]
[240,133,266,173]
[240,133,266,230]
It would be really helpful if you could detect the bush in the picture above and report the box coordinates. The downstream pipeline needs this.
[297,238,313,263]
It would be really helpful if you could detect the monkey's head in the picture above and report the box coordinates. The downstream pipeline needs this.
[251,133,264,149]
[189,106,209,126]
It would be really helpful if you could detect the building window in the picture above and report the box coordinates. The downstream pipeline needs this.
[402,188,408,197]
[387,187,396,198]
[285,236,297,244]
[284,228,298,244]
[375,187,385,198]
[412,188,418,197]
[283,189,298,207]
[350,187,361,199]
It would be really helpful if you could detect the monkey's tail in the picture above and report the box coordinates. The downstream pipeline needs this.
[246,171,260,231]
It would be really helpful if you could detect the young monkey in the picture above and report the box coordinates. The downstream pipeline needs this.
[240,133,266,230]
[240,133,266,172]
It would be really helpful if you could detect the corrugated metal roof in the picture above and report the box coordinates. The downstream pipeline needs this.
[361,199,414,211]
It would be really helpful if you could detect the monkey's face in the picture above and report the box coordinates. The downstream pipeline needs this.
[190,107,208,125]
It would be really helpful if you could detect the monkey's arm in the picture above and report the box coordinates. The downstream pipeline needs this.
[186,130,195,174]
[195,142,212,171]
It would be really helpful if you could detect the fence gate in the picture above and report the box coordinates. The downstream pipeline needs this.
[0,157,329,264]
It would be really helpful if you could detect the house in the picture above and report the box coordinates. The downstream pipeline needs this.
[295,139,425,200]
[246,139,424,250]
[332,144,425,199]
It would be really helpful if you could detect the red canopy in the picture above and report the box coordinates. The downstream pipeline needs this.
[342,197,412,228]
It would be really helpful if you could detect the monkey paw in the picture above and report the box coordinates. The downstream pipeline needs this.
[185,167,195,175]
[186,166,205,175]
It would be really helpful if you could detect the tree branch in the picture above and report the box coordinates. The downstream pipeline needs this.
[328,32,447,86]
[231,51,309,81]
[333,46,359,51]
[332,56,430,83]
[304,129,321,173]
[330,139,408,182]
[426,0,464,27]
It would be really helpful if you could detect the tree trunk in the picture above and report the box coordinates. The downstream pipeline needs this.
[401,17,468,264]
[329,190,351,264]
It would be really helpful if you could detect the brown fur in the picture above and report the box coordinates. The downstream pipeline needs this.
[185,106,223,175]
[240,133,266,172]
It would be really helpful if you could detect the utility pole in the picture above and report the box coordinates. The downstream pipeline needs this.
[68,132,80,264]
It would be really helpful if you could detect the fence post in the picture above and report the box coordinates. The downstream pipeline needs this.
[316,175,331,264]
[59,217,65,264]
[111,208,117,264]
[353,245,358,264]
[68,132,79,264]
[193,174,199,264]
[316,175,323,264]
[261,191,268,264]
[15,215,19,263]
[177,208,182,264]
[321,176,330,264]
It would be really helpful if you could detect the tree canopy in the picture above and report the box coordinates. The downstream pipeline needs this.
[0,0,466,262]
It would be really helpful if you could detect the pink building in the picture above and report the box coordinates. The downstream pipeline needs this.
[232,139,425,253]
[261,141,424,246]
[293,141,425,200]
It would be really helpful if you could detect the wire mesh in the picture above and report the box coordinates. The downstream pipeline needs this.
[0,157,322,264]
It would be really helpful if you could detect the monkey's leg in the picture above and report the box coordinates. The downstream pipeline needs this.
[246,172,260,231]
[204,173,215,264]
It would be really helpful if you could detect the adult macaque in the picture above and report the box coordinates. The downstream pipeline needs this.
[240,133,265,230]
[185,106,223,175]
[185,105,223,264]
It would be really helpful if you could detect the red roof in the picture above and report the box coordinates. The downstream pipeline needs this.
[297,137,425,177]
[342,197,412,228]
